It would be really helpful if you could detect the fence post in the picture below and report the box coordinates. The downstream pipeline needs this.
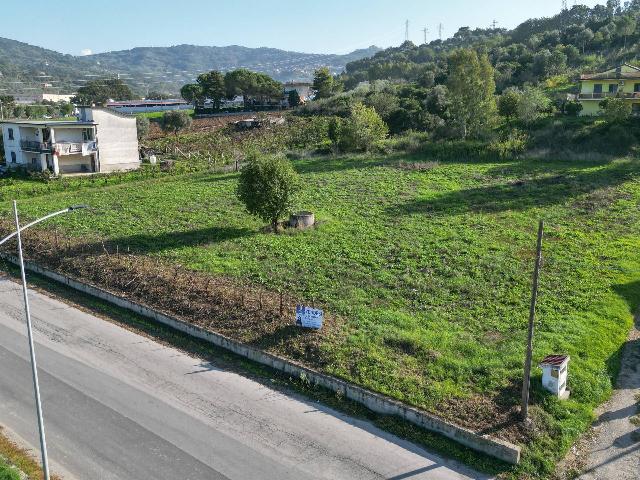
[521,220,544,422]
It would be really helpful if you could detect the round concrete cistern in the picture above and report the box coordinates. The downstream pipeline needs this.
[289,211,315,229]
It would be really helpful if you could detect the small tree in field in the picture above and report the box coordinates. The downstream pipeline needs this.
[161,110,192,136]
[237,155,302,233]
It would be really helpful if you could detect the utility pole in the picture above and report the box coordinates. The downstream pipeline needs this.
[562,0,568,11]
[0,204,88,480]
[521,220,544,422]
[422,27,428,44]
[13,200,51,480]
[490,19,499,29]
[438,23,443,41]
[405,20,410,42]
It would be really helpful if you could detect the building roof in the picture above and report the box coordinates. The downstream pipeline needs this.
[107,99,188,106]
[580,63,640,81]
[539,355,570,367]
[0,120,96,127]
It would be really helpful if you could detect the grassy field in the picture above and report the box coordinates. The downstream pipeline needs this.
[2,151,639,475]
[136,109,194,120]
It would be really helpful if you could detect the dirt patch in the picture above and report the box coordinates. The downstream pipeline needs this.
[395,161,439,171]
[147,113,284,140]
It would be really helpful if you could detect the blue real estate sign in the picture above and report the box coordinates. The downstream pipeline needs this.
[295,305,324,329]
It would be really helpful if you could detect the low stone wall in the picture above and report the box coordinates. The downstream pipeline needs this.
[1,255,521,465]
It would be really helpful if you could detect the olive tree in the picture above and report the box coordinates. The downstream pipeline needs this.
[161,110,192,136]
[236,155,302,233]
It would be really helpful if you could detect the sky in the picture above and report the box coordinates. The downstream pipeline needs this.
[3,0,607,56]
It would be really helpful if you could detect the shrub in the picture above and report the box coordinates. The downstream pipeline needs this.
[0,465,20,480]
[564,100,583,116]
[497,88,521,120]
[599,97,632,123]
[338,102,389,152]
[517,87,552,124]
[489,129,529,158]
[284,116,331,150]
[236,154,302,232]
[136,115,150,141]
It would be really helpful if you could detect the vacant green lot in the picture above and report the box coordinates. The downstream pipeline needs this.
[2,152,639,474]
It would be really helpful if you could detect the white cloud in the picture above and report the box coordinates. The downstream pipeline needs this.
[80,48,93,56]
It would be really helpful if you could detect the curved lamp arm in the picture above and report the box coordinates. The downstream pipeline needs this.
[0,205,89,247]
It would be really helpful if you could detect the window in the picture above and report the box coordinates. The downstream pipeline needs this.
[7,128,14,140]
[10,152,16,163]
[635,83,640,93]
[82,128,94,141]
[31,157,37,165]
[593,84,603,94]
[633,103,640,115]
[609,83,618,93]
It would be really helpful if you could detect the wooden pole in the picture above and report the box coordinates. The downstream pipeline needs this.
[521,220,544,421]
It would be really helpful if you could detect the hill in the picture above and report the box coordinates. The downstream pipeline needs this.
[0,38,379,96]
[341,3,640,90]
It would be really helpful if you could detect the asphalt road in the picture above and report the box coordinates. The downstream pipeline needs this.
[0,276,489,480]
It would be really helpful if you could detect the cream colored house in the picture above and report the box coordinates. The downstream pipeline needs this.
[578,64,640,116]
[1,107,139,175]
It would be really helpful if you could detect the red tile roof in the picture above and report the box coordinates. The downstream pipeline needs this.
[539,355,569,367]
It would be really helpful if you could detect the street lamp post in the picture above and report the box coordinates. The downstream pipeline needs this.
[0,202,88,480]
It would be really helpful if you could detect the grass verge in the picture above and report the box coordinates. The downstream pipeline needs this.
[0,426,60,480]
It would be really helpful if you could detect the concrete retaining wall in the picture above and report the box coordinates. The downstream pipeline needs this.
[2,255,521,465]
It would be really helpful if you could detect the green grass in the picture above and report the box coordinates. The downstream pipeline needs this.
[136,109,194,120]
[2,151,640,476]
[0,461,19,480]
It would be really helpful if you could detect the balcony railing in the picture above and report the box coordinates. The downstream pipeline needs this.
[20,140,52,152]
[20,141,98,155]
[53,142,98,156]
[578,92,640,100]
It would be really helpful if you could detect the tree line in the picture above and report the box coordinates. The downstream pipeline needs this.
[180,69,283,110]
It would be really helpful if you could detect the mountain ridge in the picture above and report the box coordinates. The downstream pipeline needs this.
[0,38,380,95]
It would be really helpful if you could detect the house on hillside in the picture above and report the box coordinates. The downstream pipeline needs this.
[578,64,640,116]
[283,82,313,105]
[0,107,140,175]
[10,93,75,105]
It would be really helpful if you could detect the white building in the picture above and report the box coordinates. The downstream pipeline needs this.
[539,354,570,400]
[11,93,75,105]
[1,107,140,175]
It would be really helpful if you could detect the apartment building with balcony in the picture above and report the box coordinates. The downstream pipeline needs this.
[578,63,640,116]
[1,107,140,175]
